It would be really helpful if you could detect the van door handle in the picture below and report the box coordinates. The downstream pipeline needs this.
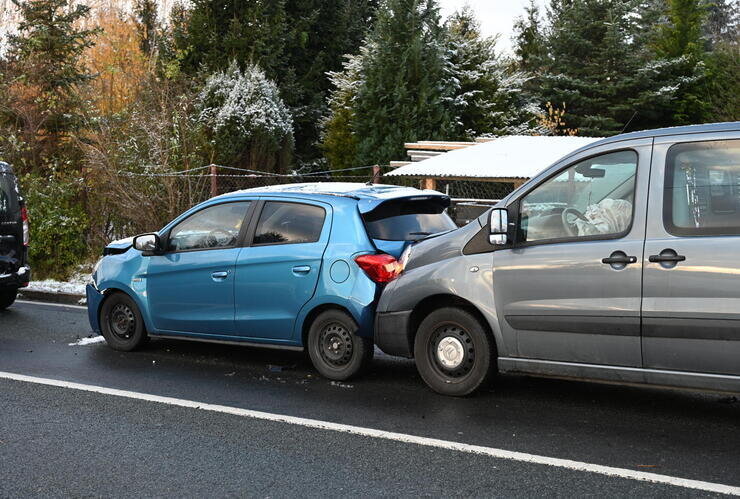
[602,251,637,267]
[211,271,229,279]
[648,254,686,263]
[292,265,311,274]
[649,249,686,269]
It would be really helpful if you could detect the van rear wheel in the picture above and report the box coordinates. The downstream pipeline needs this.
[307,310,373,381]
[414,307,495,397]
[0,289,17,311]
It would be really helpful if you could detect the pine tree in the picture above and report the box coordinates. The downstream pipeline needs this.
[281,0,378,168]
[353,0,453,165]
[446,7,541,137]
[177,0,288,77]
[0,0,100,172]
[653,0,711,124]
[513,0,547,74]
[323,53,365,172]
[533,0,687,135]
[5,0,100,137]
[703,0,739,121]
[134,0,159,57]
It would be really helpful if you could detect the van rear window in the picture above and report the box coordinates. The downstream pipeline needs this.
[0,174,19,222]
[363,198,456,241]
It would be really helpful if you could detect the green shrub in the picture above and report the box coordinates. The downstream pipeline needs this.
[21,173,89,280]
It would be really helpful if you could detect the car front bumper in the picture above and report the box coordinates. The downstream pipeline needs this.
[86,284,103,334]
[374,310,413,358]
[0,265,30,289]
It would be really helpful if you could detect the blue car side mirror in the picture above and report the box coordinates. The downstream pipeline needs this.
[133,233,163,256]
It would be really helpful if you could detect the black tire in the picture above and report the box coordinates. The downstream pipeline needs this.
[0,289,17,311]
[100,292,148,351]
[414,307,495,397]
[307,309,374,381]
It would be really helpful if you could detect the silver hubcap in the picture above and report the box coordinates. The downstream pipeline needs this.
[436,336,465,369]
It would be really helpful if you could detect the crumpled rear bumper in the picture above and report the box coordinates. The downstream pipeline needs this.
[86,284,103,334]
[0,265,30,289]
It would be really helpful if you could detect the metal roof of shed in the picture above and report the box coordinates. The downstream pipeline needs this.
[385,135,599,179]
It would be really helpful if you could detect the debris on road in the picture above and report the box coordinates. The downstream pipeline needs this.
[68,336,105,346]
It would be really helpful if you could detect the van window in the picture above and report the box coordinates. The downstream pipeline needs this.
[363,199,456,241]
[664,139,740,236]
[519,150,638,243]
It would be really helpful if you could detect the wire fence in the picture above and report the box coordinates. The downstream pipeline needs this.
[99,165,519,245]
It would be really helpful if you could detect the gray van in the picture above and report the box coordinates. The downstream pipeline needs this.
[375,122,740,396]
[0,162,30,310]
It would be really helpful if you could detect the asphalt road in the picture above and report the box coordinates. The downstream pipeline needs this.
[1,300,739,497]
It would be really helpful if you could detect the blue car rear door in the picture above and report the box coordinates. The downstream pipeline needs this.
[233,199,331,340]
[146,200,254,335]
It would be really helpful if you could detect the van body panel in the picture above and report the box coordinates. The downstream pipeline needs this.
[376,123,740,393]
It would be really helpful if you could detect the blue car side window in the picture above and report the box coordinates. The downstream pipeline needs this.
[168,201,251,252]
[253,202,325,245]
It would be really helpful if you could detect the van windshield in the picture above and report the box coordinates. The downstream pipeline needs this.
[363,198,456,241]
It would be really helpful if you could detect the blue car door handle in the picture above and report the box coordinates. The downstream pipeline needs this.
[292,265,311,274]
[211,271,229,280]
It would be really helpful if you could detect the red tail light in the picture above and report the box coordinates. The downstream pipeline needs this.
[20,205,29,246]
[355,254,404,283]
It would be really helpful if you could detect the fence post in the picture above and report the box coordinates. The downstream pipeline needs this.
[420,177,437,191]
[372,165,382,184]
[210,164,218,198]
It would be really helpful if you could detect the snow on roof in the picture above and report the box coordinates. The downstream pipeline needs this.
[385,135,600,179]
[225,182,444,200]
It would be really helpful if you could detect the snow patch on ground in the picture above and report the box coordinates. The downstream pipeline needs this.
[27,268,90,296]
[69,335,106,346]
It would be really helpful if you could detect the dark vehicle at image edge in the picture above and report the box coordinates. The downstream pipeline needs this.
[0,162,30,310]
[375,122,740,397]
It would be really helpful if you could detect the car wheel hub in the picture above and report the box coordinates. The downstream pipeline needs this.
[437,336,464,369]
[319,323,353,367]
[430,324,475,378]
[110,304,135,340]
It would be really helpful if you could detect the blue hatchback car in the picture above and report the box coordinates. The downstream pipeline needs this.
[86,182,455,379]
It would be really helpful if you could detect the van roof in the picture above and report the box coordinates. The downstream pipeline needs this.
[570,121,740,157]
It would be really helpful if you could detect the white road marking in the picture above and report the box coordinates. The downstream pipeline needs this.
[1,371,738,496]
[16,300,87,311]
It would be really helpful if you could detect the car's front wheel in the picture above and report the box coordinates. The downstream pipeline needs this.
[100,292,148,351]
[0,289,17,311]
[307,309,373,381]
[414,307,495,397]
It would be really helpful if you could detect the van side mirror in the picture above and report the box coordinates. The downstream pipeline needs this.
[489,208,509,246]
[133,233,162,255]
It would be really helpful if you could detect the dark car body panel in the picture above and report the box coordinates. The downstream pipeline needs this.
[0,162,30,289]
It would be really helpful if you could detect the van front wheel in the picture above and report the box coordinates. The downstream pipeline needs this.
[414,307,495,397]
